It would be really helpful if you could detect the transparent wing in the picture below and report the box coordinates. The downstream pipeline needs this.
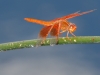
[36,23,61,46]
[39,26,51,38]
[60,9,96,20]
[49,23,61,45]
[24,18,52,26]
[36,26,52,47]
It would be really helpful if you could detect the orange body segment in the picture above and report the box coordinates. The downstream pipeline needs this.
[24,18,52,26]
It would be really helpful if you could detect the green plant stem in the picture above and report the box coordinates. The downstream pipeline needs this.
[0,36,100,51]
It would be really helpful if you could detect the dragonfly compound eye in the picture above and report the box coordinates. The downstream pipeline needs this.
[69,24,77,32]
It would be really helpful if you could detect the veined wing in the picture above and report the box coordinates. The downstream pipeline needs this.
[49,22,61,45]
[53,9,96,21]
[62,9,96,20]
[36,25,53,46]
[39,26,52,38]
[36,22,61,46]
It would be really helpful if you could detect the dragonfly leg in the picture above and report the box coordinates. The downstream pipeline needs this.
[69,31,76,37]
[66,31,71,41]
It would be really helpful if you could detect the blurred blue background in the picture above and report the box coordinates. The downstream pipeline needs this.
[0,0,100,75]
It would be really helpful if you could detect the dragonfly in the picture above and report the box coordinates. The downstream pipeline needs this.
[24,9,96,46]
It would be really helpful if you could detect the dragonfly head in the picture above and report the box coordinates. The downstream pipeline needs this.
[68,23,77,33]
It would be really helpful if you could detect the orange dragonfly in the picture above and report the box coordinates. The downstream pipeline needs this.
[24,9,96,45]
